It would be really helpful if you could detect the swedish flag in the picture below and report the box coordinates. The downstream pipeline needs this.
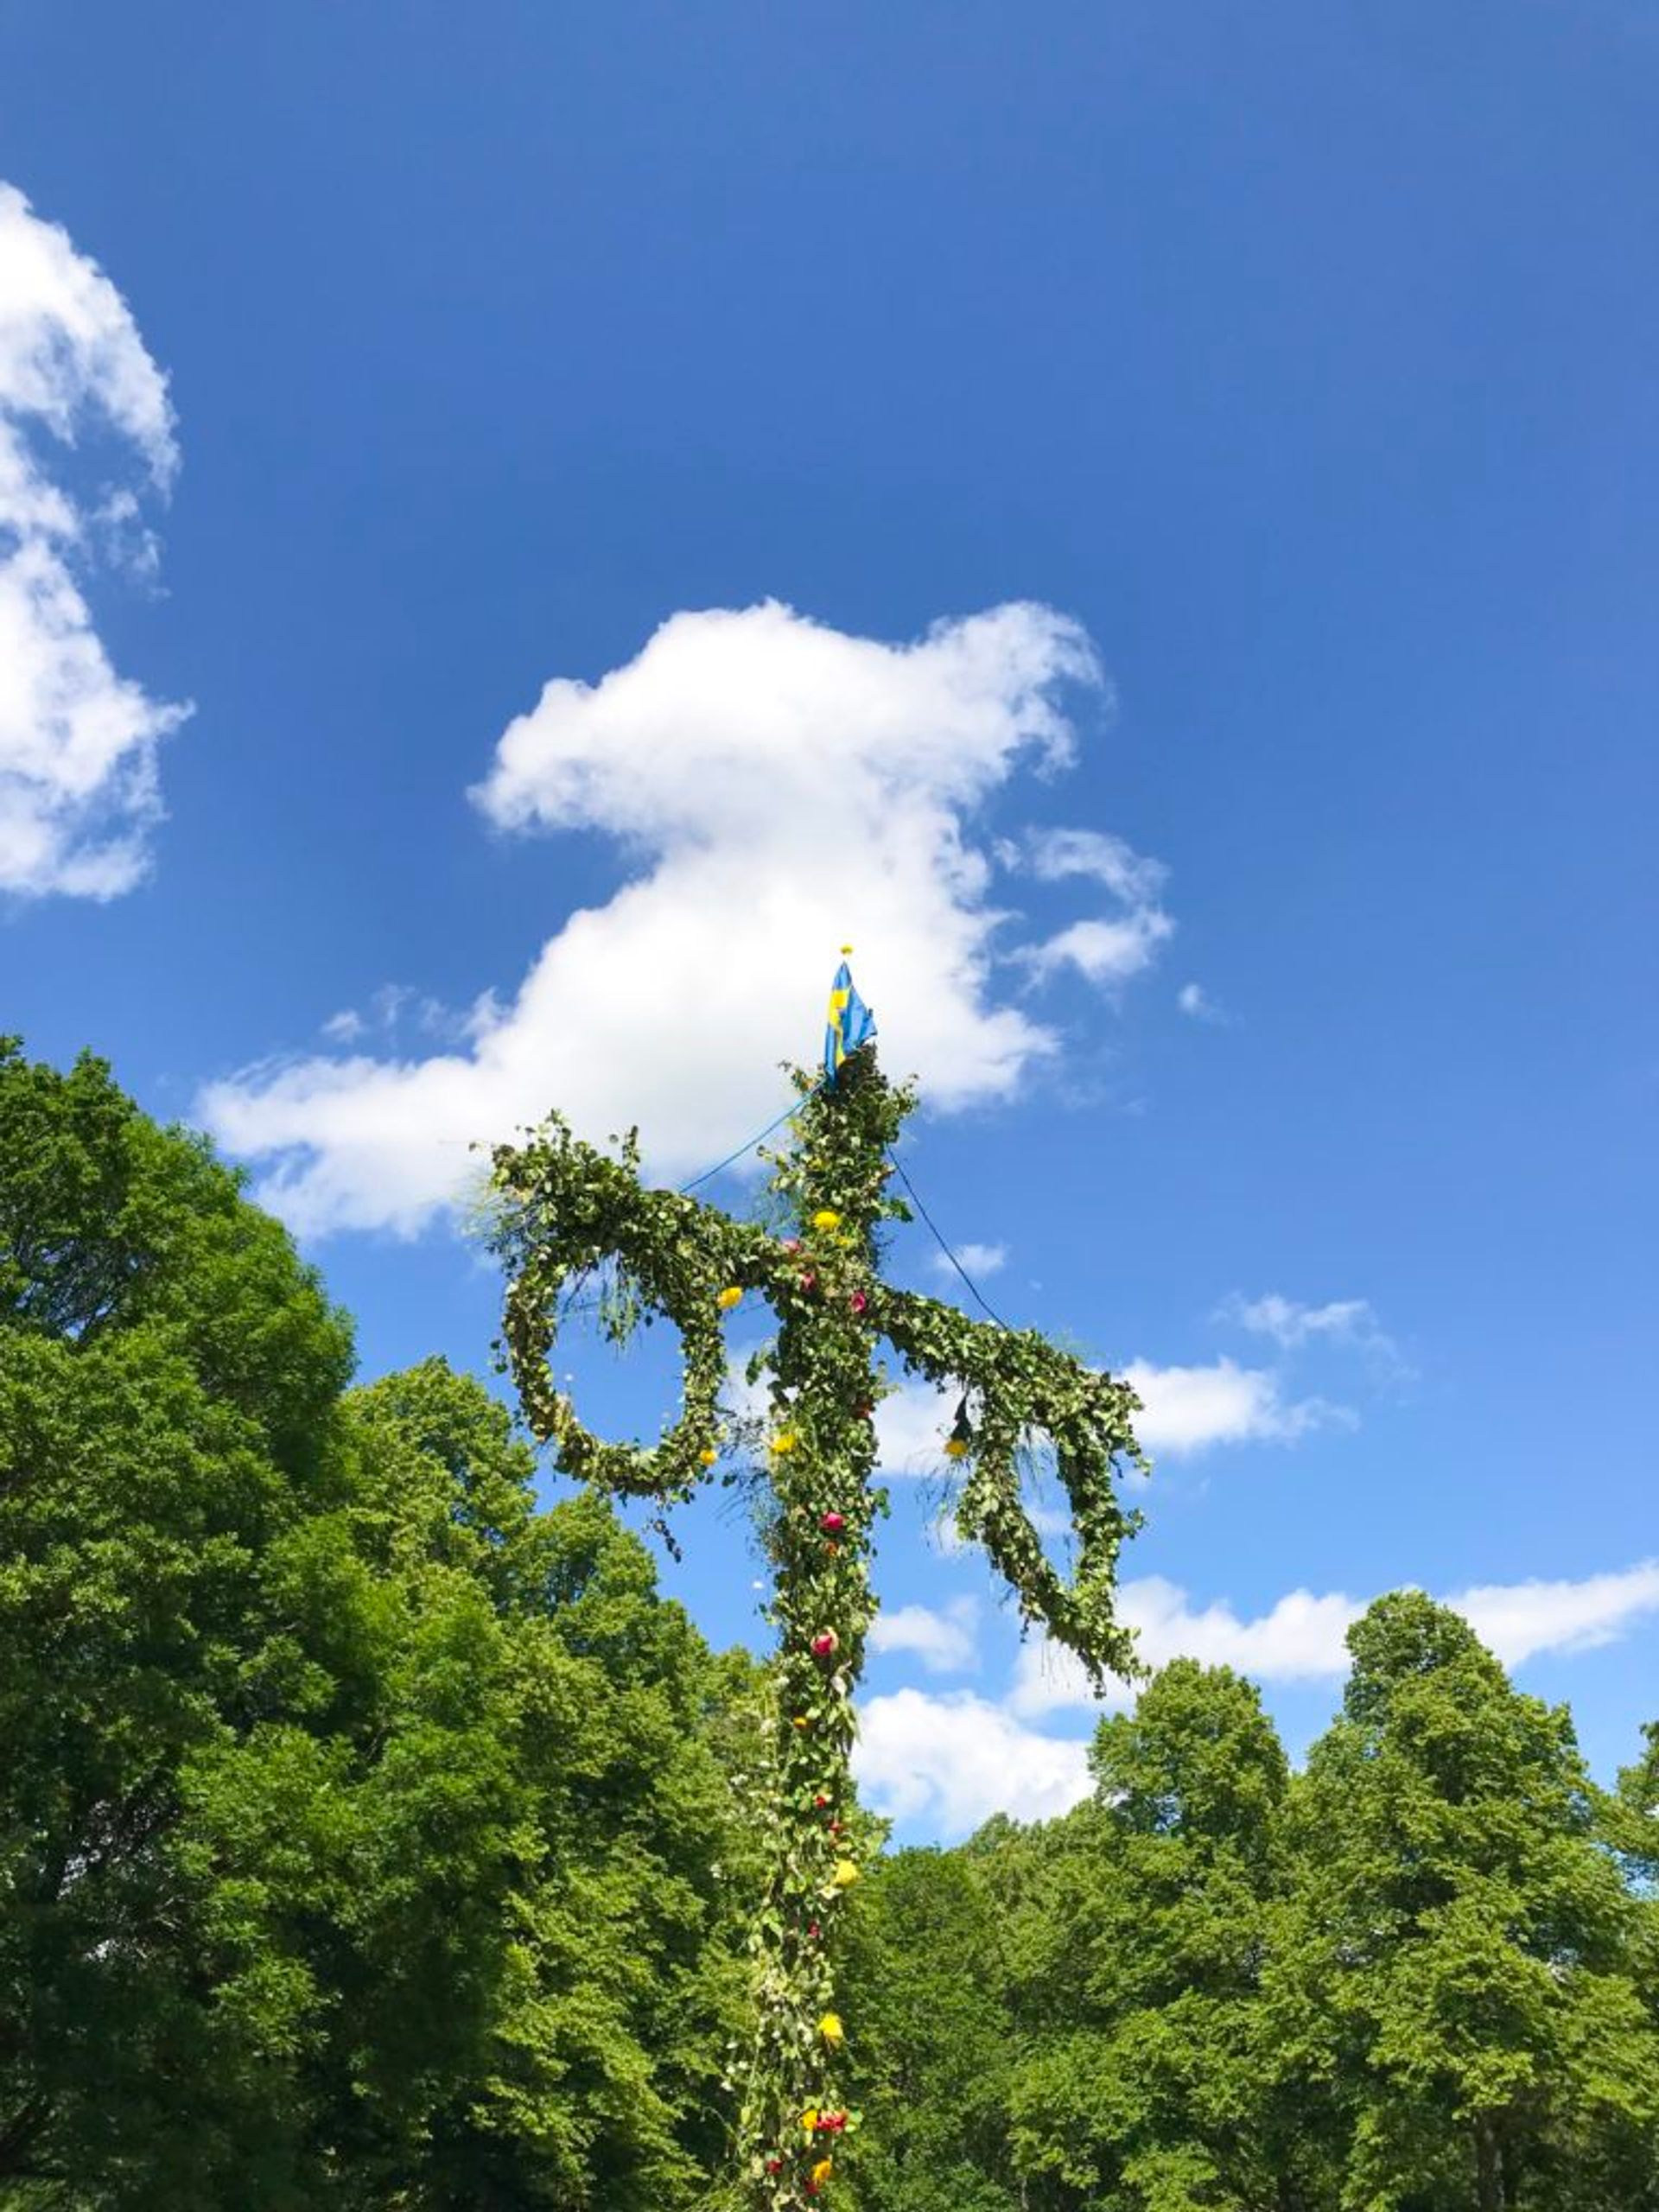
[823,953,876,1083]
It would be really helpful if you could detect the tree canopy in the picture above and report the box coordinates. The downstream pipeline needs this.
[3,1039,1656,2212]
[0,1042,752,2209]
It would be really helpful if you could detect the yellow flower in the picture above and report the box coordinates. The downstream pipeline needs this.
[792,1715,811,1730]
[810,1209,841,1231]
[716,1286,743,1310]
[811,2158,834,2186]
[770,1432,798,1454]
[800,2107,819,2135]
[699,1447,719,1466]
[830,1859,859,1889]
[944,1438,969,1460]
[817,2012,845,2047]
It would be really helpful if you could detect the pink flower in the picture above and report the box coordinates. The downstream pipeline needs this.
[811,1630,839,1659]
[849,1289,868,1315]
[819,1512,846,1535]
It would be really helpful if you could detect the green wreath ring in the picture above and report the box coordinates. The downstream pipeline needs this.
[493,1116,782,1504]
[882,1290,1147,1684]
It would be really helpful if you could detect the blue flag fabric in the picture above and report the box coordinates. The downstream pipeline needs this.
[823,959,876,1082]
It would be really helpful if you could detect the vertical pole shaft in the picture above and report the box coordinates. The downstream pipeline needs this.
[734,1049,898,2209]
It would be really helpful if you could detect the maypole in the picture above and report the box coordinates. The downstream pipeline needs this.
[488,959,1147,2209]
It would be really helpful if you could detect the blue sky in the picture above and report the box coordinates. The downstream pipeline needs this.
[3,0,1656,1840]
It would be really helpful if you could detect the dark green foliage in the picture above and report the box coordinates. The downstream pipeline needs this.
[1003,1664,1295,2212]
[836,1849,1020,2212]
[0,1044,749,2210]
[1268,1593,1659,2212]
[838,1630,1659,2212]
[6,1038,1659,2212]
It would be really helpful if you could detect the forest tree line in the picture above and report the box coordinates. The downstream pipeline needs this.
[2,1040,1655,2211]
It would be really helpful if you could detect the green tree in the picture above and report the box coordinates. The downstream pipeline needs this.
[0,1040,358,2200]
[1270,1592,1659,2212]
[1001,1662,1294,2212]
[0,1045,753,2209]
[836,1846,1020,2212]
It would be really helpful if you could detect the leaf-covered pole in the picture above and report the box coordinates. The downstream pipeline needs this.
[488,1033,1147,2209]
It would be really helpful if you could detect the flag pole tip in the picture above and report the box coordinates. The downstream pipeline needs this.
[840,944,854,956]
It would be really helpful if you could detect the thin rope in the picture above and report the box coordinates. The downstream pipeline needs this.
[677,1083,821,1193]
[885,1152,1009,1329]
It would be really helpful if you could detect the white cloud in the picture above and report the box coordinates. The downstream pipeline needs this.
[1007,1560,1659,1717]
[1221,1293,1381,1351]
[1014,826,1165,903]
[928,1240,1007,1284]
[1454,1561,1659,1669]
[0,181,187,899]
[868,1597,979,1675]
[1027,911,1173,988]
[855,1688,1091,1835]
[1123,1356,1346,1458]
[1011,829,1173,986]
[1177,981,1222,1020]
[874,1376,960,1476]
[201,601,1169,1236]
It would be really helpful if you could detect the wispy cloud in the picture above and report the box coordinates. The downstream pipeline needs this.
[1456,1563,1659,1669]
[1177,981,1225,1022]
[868,1597,979,1675]
[0,182,188,899]
[202,601,1170,1236]
[927,1240,1007,1284]
[1007,1560,1659,1717]
[1013,829,1173,987]
[1221,1293,1382,1352]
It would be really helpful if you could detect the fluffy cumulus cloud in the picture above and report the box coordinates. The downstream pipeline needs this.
[0,182,187,899]
[1123,1356,1345,1457]
[1007,1559,1659,1717]
[854,1688,1091,1836]
[201,601,1172,1236]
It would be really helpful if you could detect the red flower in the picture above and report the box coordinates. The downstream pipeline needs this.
[798,1270,817,1293]
[849,1289,868,1315]
[765,2156,783,2174]
[811,1630,839,1659]
[813,1792,830,1808]
[808,1920,822,1939]
[819,1512,846,1534]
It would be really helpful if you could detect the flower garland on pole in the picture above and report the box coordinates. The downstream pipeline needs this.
[487,1001,1147,2210]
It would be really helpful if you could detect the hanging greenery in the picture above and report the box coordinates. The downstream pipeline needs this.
[488,1046,1147,2209]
